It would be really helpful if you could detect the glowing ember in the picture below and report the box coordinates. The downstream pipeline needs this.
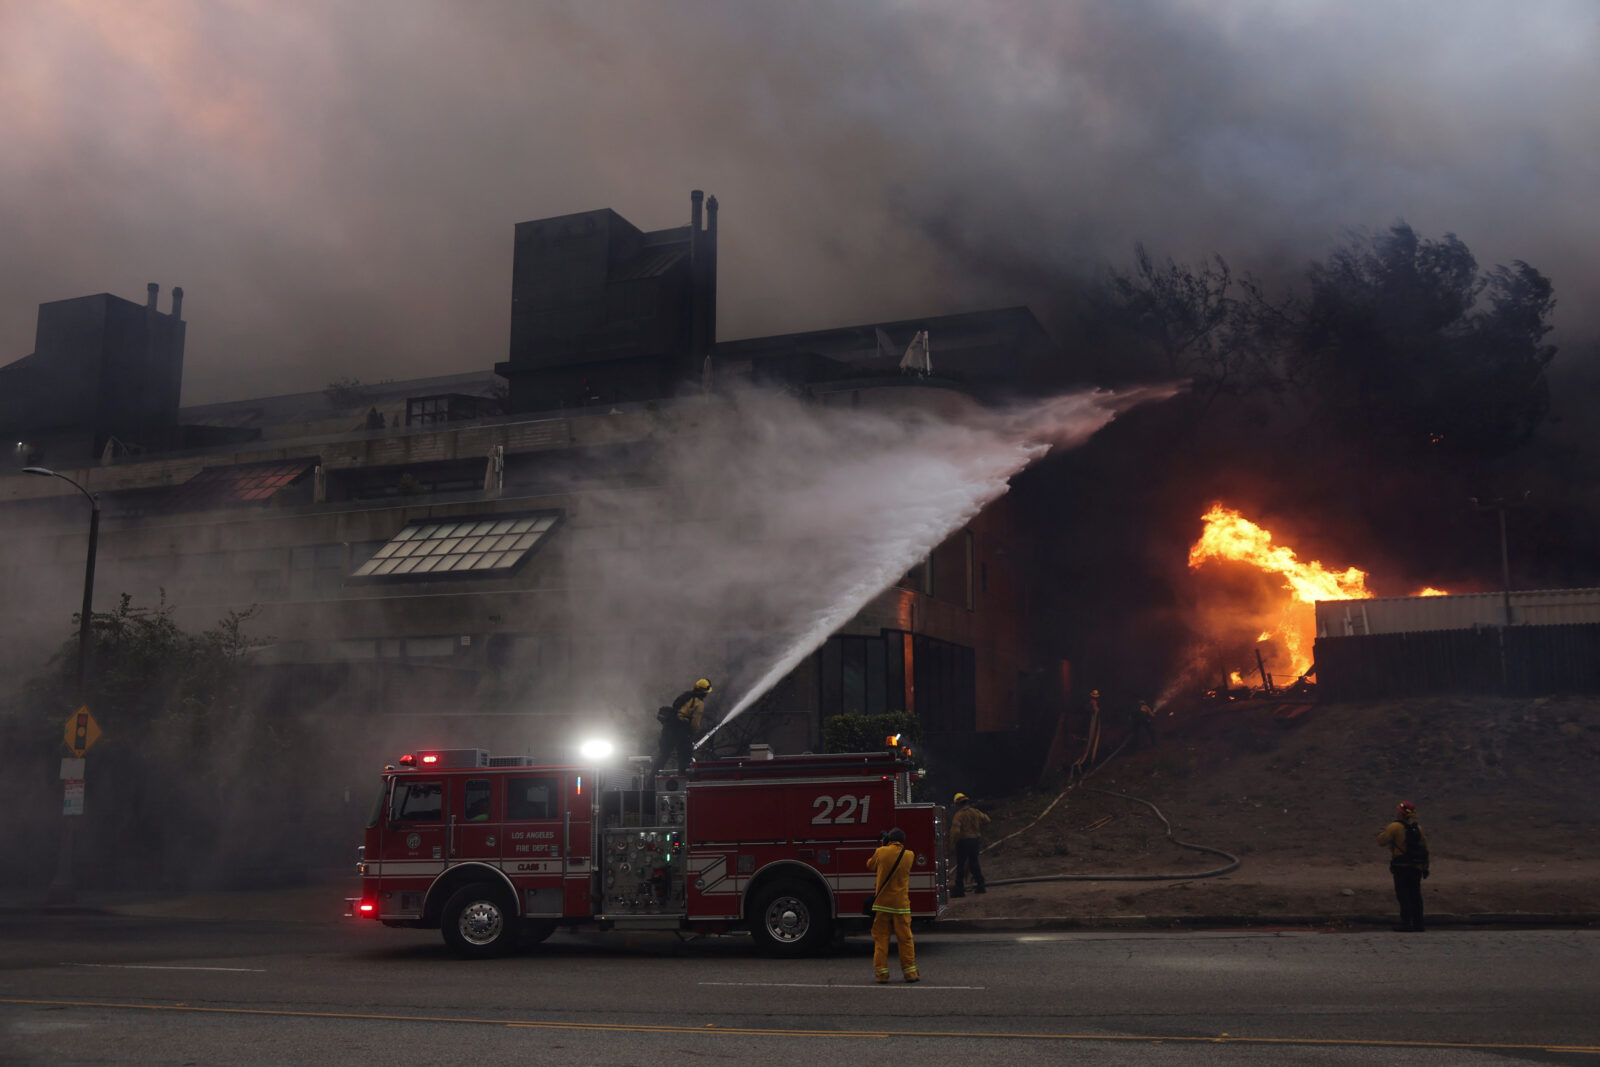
[1189,505,1445,685]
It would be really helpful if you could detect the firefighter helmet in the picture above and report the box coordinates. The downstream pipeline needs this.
[1396,801,1416,817]
[953,792,969,803]
[694,678,712,692]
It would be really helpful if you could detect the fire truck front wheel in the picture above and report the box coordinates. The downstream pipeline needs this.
[441,882,520,958]
[748,879,831,957]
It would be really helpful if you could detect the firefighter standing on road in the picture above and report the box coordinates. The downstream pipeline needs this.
[948,793,989,897]
[1378,801,1430,932]
[652,678,712,776]
[868,828,919,983]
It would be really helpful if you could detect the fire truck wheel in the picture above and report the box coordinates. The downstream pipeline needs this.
[748,879,831,957]
[441,882,519,958]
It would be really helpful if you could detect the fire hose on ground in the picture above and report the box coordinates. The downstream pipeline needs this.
[980,789,1240,887]
[978,726,1240,886]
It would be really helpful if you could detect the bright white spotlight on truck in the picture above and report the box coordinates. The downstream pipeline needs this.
[579,738,615,760]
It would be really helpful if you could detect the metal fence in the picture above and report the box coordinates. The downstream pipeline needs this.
[1315,622,1600,700]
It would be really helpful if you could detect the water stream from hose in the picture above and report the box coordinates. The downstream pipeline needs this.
[695,383,1179,747]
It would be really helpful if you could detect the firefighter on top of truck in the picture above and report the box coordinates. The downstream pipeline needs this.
[868,827,919,983]
[653,678,712,775]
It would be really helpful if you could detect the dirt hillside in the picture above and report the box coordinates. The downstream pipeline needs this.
[946,693,1600,922]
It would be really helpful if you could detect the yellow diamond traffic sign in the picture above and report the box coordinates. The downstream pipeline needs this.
[63,706,102,757]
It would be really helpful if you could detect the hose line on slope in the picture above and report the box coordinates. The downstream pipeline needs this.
[981,784,1240,887]
[985,735,1132,854]
[979,735,1241,883]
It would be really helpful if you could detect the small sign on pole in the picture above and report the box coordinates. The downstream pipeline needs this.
[63,706,102,758]
[63,779,85,816]
[60,758,85,780]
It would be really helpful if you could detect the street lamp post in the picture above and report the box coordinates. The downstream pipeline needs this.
[1471,493,1529,694]
[1470,493,1529,628]
[24,466,99,900]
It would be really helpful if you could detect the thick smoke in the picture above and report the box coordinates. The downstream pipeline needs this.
[1,2,1596,403]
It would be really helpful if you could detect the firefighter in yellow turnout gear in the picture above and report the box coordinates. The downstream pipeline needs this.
[867,828,919,983]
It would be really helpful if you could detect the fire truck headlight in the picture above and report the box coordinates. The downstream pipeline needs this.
[579,738,615,760]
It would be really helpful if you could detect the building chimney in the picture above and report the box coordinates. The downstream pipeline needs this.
[688,190,706,368]
[170,286,183,321]
[704,196,718,352]
[146,282,159,310]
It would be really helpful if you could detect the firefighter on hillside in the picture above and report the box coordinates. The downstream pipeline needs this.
[1134,700,1158,749]
[867,827,919,983]
[948,792,989,897]
[1378,801,1430,932]
[652,678,712,776]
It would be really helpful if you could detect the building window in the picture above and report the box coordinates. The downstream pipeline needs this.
[819,634,890,721]
[899,553,934,597]
[822,631,975,734]
[406,394,494,427]
[965,530,975,611]
[910,633,976,734]
[350,513,558,581]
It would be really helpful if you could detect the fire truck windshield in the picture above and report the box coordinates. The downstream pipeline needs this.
[390,781,443,822]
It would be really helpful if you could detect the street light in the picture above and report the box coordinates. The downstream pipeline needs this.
[24,467,100,701]
[24,465,99,901]
[1470,493,1529,629]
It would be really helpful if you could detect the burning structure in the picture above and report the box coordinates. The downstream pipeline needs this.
[1185,504,1600,701]
[1188,505,1445,691]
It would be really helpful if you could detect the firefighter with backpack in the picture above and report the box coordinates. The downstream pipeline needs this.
[652,678,712,776]
[1378,801,1430,931]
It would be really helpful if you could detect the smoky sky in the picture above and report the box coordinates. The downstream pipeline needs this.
[2,0,1596,405]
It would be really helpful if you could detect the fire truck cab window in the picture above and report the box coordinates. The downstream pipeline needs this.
[391,781,443,822]
[507,777,560,821]
[464,779,492,821]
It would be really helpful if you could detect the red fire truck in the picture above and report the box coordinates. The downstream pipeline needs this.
[347,745,947,957]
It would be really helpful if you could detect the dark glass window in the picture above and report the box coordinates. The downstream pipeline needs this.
[865,637,887,717]
[507,776,560,820]
[464,779,492,822]
[841,637,866,717]
[390,781,443,822]
[910,634,976,734]
[819,633,896,721]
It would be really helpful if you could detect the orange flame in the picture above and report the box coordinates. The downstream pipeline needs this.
[1189,505,1445,684]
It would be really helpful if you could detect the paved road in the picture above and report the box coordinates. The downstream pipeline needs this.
[1,914,1596,1065]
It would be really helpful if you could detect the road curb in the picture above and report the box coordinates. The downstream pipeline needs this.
[933,913,1600,932]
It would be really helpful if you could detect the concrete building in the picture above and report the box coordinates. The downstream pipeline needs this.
[3,284,187,465]
[1,193,1077,789]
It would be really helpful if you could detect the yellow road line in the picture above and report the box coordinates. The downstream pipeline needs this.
[1,997,1596,1055]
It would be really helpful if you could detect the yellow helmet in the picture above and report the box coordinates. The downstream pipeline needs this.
[953,792,968,803]
[694,678,712,692]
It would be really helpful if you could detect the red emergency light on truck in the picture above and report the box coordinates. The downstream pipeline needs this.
[347,746,947,957]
